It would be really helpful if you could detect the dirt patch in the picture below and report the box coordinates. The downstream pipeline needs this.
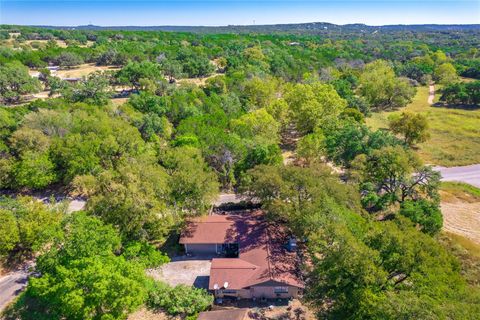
[111,97,129,106]
[146,258,211,288]
[55,64,120,79]
[263,299,316,320]
[128,308,179,320]
[176,73,222,87]
[441,201,480,245]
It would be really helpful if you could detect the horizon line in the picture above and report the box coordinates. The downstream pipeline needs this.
[5,21,480,28]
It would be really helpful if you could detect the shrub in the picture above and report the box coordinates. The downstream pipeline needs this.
[400,199,443,235]
[147,282,213,316]
[122,241,170,268]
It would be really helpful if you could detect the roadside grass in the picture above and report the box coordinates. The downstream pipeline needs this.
[367,86,480,167]
[439,232,480,286]
[440,182,480,203]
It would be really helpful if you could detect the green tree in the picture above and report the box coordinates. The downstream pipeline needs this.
[14,151,57,189]
[353,146,440,208]
[62,71,111,105]
[0,209,19,256]
[434,62,458,84]
[359,60,416,110]
[0,62,41,104]
[388,112,430,146]
[240,77,278,110]
[160,146,219,214]
[78,159,172,240]
[400,199,443,235]
[28,213,147,320]
[230,108,280,143]
[324,122,401,166]
[53,52,84,68]
[147,282,213,316]
[296,130,326,164]
[0,196,62,259]
[285,82,347,134]
[117,61,163,90]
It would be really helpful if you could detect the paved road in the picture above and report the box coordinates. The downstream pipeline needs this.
[0,269,29,312]
[435,164,480,188]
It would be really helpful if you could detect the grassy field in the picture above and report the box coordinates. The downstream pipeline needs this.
[367,86,480,167]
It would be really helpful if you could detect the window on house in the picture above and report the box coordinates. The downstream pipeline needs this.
[274,286,289,293]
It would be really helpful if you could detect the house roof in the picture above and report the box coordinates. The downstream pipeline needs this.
[180,211,304,290]
[197,308,249,320]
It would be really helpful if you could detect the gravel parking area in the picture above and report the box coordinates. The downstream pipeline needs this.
[147,257,212,289]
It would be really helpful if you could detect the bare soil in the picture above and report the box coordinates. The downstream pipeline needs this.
[128,308,179,320]
[440,186,480,245]
[441,201,480,245]
[176,73,222,86]
[55,63,120,79]
[146,258,211,288]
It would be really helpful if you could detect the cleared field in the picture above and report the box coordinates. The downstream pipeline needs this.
[367,86,480,167]
[55,63,120,78]
[440,182,480,245]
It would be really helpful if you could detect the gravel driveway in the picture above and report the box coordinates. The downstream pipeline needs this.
[147,258,211,289]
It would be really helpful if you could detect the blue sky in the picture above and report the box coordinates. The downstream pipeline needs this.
[1,1,479,26]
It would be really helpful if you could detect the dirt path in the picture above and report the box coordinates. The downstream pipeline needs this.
[428,84,435,104]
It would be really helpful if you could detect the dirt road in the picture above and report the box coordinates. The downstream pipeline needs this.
[428,84,435,104]
[435,164,480,188]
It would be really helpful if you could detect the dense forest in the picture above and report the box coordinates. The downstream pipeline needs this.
[1,24,480,319]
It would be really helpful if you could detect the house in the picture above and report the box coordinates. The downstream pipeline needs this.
[197,308,249,320]
[179,211,304,300]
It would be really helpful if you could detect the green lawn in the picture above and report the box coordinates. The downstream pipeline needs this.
[367,86,480,167]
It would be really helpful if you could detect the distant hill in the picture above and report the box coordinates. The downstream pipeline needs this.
[28,22,480,34]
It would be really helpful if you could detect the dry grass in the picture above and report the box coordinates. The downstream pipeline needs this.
[55,63,120,78]
[128,308,179,320]
[176,73,222,86]
[441,201,480,245]
[110,97,129,106]
[367,86,480,166]
[262,299,316,320]
[440,182,480,246]
[440,182,480,203]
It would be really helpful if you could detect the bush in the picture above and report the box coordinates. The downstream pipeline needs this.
[122,241,170,268]
[147,282,213,316]
[400,199,443,235]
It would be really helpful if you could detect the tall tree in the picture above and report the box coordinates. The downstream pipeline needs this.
[359,60,416,110]
[0,62,41,104]
[388,112,430,146]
